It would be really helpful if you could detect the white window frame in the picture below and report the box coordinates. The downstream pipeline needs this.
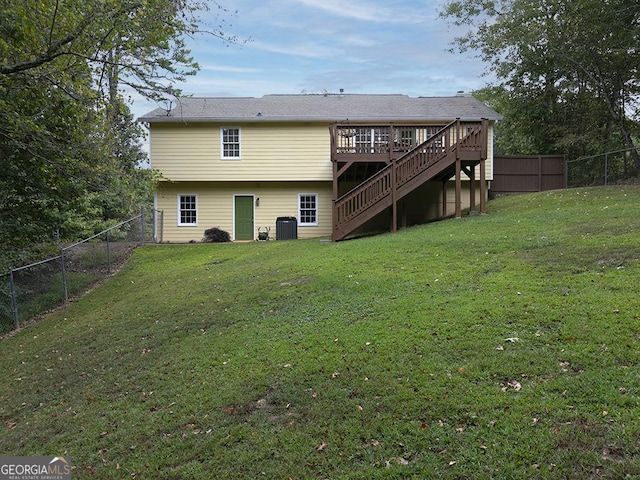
[221,127,241,159]
[298,193,318,226]
[177,194,198,226]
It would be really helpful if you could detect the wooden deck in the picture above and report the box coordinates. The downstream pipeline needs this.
[330,119,489,241]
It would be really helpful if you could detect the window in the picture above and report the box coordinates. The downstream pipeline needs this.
[395,127,415,151]
[354,127,389,154]
[178,195,197,226]
[221,127,241,159]
[298,194,318,226]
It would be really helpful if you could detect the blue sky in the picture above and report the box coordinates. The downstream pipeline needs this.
[132,0,491,118]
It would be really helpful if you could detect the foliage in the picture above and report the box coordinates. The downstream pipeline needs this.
[1,186,639,478]
[202,227,231,243]
[0,0,240,263]
[443,0,640,168]
[0,0,238,100]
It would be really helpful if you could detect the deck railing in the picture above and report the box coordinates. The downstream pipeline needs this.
[333,120,486,240]
[333,125,445,157]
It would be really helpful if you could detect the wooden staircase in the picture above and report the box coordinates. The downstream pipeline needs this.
[332,119,488,241]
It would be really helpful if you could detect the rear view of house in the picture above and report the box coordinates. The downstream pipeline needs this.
[139,93,502,242]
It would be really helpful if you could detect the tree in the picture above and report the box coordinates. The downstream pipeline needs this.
[0,0,239,267]
[441,0,640,168]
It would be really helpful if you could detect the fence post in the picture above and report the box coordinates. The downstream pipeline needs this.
[140,207,145,244]
[604,153,608,186]
[60,248,68,302]
[9,270,19,329]
[106,230,111,274]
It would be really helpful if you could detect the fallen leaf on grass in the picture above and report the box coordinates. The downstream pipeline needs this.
[385,457,409,468]
[502,380,522,392]
[316,442,327,451]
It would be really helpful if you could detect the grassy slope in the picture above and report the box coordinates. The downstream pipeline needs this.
[1,186,639,479]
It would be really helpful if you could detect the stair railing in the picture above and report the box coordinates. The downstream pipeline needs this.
[333,120,485,239]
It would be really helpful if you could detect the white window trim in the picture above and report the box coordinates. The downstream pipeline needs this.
[298,193,318,227]
[177,194,198,227]
[220,127,241,160]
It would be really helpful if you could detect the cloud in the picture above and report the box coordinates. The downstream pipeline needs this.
[293,0,430,24]
[129,0,492,117]
[248,38,342,60]
[197,64,263,74]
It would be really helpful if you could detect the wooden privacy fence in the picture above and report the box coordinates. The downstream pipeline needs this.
[491,155,565,195]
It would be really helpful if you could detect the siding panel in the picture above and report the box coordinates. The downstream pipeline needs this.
[150,123,332,182]
[157,181,332,242]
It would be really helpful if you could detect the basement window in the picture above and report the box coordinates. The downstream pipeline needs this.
[178,194,197,226]
[298,194,318,226]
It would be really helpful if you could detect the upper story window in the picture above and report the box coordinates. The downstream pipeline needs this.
[298,194,318,226]
[178,194,197,226]
[221,127,241,159]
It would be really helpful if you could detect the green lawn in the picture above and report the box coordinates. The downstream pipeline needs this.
[1,186,639,479]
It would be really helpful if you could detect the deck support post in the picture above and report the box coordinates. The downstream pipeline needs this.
[391,124,399,233]
[454,118,462,218]
[480,156,487,214]
[391,153,398,233]
[455,156,462,218]
[480,118,488,214]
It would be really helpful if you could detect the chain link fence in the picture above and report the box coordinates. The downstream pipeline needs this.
[0,209,163,335]
[567,147,640,187]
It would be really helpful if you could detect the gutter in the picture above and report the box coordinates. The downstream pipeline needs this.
[138,115,503,124]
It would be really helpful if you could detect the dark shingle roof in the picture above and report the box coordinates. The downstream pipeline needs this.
[138,94,502,123]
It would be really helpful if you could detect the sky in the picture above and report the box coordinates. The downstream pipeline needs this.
[131,0,492,119]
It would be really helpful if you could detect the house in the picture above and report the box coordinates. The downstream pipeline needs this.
[139,93,502,242]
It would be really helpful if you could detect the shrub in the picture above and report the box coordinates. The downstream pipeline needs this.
[202,227,231,243]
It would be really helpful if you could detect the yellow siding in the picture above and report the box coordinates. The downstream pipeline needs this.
[156,181,332,242]
[149,122,332,182]
[485,124,495,180]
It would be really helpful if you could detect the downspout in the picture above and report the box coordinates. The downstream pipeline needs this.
[455,119,462,218]
[390,124,397,232]
[330,124,338,241]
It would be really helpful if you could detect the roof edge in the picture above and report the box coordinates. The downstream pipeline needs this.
[139,115,503,124]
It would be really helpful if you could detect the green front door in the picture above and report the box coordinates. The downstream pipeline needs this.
[234,195,254,240]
